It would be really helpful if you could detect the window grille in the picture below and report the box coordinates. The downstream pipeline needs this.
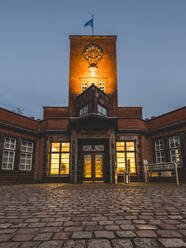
[19,140,33,171]
[2,137,16,170]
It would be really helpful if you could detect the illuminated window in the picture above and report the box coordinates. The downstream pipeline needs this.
[48,142,70,176]
[170,149,182,165]
[81,81,105,92]
[81,82,88,92]
[98,104,108,116]
[19,140,33,171]
[116,141,137,174]
[79,105,88,116]
[169,136,182,167]
[98,82,105,92]
[2,137,16,170]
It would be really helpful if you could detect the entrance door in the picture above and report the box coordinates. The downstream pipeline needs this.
[84,153,104,181]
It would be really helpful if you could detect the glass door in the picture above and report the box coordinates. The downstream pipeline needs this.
[83,153,104,181]
[95,154,103,179]
[84,154,92,179]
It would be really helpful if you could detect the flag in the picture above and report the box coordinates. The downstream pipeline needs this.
[84,18,93,28]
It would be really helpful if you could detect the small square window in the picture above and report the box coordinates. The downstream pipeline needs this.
[4,137,16,150]
[155,139,164,151]
[21,140,33,153]
[169,136,180,149]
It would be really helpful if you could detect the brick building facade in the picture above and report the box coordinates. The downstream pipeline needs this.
[0,35,186,184]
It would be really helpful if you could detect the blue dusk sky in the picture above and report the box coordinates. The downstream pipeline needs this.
[0,0,186,119]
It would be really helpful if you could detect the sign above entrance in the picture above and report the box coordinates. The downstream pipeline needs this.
[83,145,104,152]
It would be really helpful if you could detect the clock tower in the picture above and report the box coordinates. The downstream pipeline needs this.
[68,35,118,116]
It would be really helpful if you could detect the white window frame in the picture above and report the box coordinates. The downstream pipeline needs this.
[2,137,16,170]
[4,137,16,150]
[21,140,33,153]
[2,150,15,170]
[19,140,33,171]
[19,153,33,171]
[169,136,180,149]
[155,151,165,163]
[155,139,164,151]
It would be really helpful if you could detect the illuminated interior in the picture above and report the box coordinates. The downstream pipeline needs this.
[176,149,181,162]
[84,154,91,178]
[84,153,103,179]
[95,154,103,178]
[116,141,137,174]
[48,142,70,176]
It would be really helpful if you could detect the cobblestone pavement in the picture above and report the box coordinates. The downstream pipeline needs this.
[0,183,186,248]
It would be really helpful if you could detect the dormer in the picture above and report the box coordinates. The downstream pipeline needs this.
[74,85,110,118]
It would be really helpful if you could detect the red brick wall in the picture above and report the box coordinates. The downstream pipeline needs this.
[34,137,45,181]
[147,107,186,130]
[141,135,153,164]
[117,119,147,131]
[40,119,69,131]
[43,107,69,119]
[117,107,142,119]
[0,128,37,140]
[69,35,118,116]
[150,126,186,139]
[0,108,39,131]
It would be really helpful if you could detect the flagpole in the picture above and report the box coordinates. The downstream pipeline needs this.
[92,15,94,35]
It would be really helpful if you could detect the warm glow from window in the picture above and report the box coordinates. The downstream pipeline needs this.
[95,154,103,178]
[116,142,125,151]
[50,153,60,174]
[126,142,135,151]
[116,141,137,174]
[84,154,91,178]
[49,142,70,176]
[81,81,105,92]
[51,143,60,152]
[151,172,158,177]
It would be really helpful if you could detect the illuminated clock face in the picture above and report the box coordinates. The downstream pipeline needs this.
[83,44,103,65]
